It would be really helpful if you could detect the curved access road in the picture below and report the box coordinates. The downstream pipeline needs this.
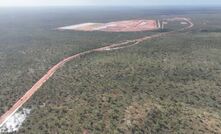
[0,17,194,127]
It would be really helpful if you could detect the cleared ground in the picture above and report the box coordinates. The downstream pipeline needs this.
[58,20,158,32]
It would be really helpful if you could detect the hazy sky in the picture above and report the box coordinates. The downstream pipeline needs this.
[0,0,221,7]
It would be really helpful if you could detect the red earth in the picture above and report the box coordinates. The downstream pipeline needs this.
[58,20,159,32]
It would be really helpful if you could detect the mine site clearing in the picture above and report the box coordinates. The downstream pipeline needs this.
[58,19,160,32]
[57,18,189,32]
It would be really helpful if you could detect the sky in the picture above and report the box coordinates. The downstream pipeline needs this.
[0,0,221,7]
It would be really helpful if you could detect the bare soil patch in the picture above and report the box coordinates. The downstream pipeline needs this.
[58,20,158,32]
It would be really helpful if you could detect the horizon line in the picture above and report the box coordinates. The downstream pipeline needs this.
[1,4,221,8]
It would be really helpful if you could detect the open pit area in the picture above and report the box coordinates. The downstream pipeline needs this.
[57,20,159,32]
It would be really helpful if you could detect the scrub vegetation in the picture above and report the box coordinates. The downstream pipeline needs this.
[1,7,221,133]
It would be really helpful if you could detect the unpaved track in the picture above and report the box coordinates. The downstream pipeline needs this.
[0,17,194,127]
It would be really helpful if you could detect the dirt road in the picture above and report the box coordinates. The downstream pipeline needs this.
[0,17,194,127]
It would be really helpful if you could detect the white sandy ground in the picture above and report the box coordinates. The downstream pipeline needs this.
[181,22,188,25]
[0,108,31,133]
[92,23,117,30]
[58,23,96,30]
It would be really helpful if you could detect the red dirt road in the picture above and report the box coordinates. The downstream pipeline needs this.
[0,17,194,127]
